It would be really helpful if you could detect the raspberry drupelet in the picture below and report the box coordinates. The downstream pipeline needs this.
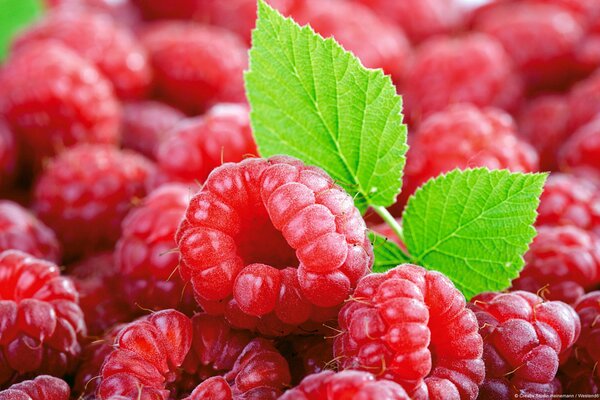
[280,370,410,400]
[176,156,373,336]
[0,250,86,386]
[469,291,581,398]
[33,144,156,262]
[114,183,196,315]
[0,42,120,175]
[0,375,70,400]
[334,264,485,400]
[559,115,600,175]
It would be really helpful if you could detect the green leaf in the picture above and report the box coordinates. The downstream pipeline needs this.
[245,0,408,213]
[0,0,43,62]
[369,231,411,273]
[402,168,547,300]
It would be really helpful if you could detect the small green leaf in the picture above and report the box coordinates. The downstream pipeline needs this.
[402,168,547,300]
[245,0,408,213]
[369,232,411,273]
[0,0,44,62]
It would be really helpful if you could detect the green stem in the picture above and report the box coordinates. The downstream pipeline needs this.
[372,205,404,243]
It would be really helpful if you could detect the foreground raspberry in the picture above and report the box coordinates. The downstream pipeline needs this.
[517,95,570,171]
[473,1,584,91]
[176,156,372,335]
[0,375,69,400]
[115,184,196,314]
[0,119,16,191]
[0,42,120,174]
[560,291,600,395]
[402,34,520,122]
[291,0,411,84]
[121,101,185,159]
[69,252,131,336]
[536,173,600,235]
[469,291,581,398]
[0,200,61,263]
[559,115,600,174]
[33,144,155,261]
[400,104,538,205]
[334,264,484,399]
[512,226,600,305]
[140,22,247,114]
[12,7,151,99]
[156,104,256,185]
[280,370,409,400]
[0,250,86,386]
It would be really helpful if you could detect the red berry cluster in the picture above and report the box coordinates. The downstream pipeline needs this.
[0,0,598,398]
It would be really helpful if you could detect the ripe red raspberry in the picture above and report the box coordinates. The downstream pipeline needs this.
[334,264,484,399]
[517,95,571,171]
[469,291,580,398]
[33,144,155,262]
[115,184,196,314]
[535,0,600,28]
[0,42,120,174]
[0,250,86,386]
[12,8,151,99]
[276,334,333,385]
[356,0,463,44]
[140,22,247,114]
[402,34,521,123]
[46,0,142,27]
[401,104,539,204]
[511,226,600,305]
[536,173,600,235]
[0,375,70,400]
[156,104,256,185]
[97,310,291,399]
[291,0,411,84]
[560,291,600,395]
[280,370,409,400]
[559,115,600,175]
[176,156,373,335]
[568,69,600,132]
[473,1,585,91]
[0,200,61,263]
[69,252,131,337]
[121,101,185,159]
[0,119,16,191]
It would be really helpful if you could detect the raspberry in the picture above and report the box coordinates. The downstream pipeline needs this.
[176,156,372,335]
[568,69,600,132]
[0,42,120,174]
[279,370,409,400]
[535,0,600,28]
[46,0,141,27]
[97,310,291,399]
[356,0,463,44]
[334,264,485,399]
[0,119,16,191]
[402,34,521,123]
[69,252,131,336]
[0,200,61,263]
[560,291,600,395]
[276,335,334,385]
[0,375,70,400]
[469,291,581,398]
[12,7,151,99]
[114,183,196,314]
[33,144,155,262]
[140,22,247,114]
[511,226,600,305]
[536,173,600,235]
[156,104,256,185]
[291,0,411,84]
[121,101,185,159]
[0,250,86,386]
[473,1,585,91]
[400,104,539,205]
[131,0,201,20]
[517,95,571,171]
[559,115,600,175]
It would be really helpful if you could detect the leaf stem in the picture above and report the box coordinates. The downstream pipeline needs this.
[372,205,404,243]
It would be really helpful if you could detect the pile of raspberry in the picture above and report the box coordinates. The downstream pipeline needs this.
[0,0,599,398]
